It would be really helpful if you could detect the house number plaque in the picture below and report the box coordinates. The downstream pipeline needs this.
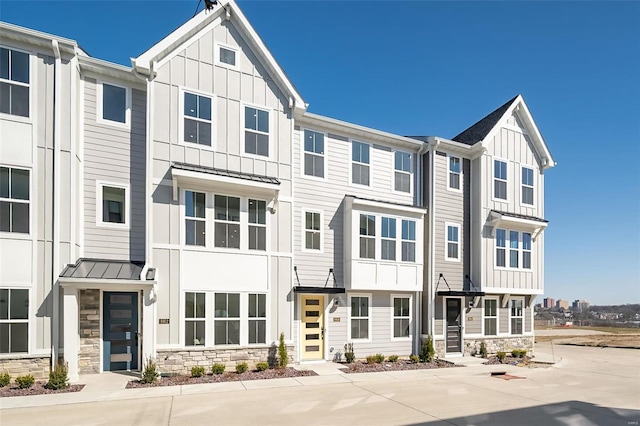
[333,317,341,322]
[159,318,170,324]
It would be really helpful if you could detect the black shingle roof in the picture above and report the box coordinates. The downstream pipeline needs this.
[172,162,280,185]
[452,95,520,145]
[60,259,145,280]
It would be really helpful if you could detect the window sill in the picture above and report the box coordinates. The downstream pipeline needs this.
[0,231,32,240]
[0,112,32,125]
[0,352,48,360]
[96,222,130,230]
[300,173,328,182]
[96,117,131,131]
[179,140,215,151]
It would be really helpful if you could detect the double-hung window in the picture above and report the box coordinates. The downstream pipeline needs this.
[401,220,416,262]
[522,232,532,269]
[496,229,506,267]
[484,299,497,336]
[0,288,29,353]
[448,156,461,190]
[352,141,370,186]
[214,293,240,345]
[509,230,519,268]
[393,297,410,338]
[248,294,266,344]
[184,92,212,146]
[494,160,507,200]
[304,130,325,178]
[359,214,375,259]
[304,211,321,251]
[248,199,266,251]
[185,292,205,346]
[0,47,29,117]
[394,151,411,193]
[185,191,206,246]
[446,224,460,261]
[510,299,523,335]
[214,195,240,249]
[381,217,396,260]
[101,83,128,124]
[245,106,269,156]
[0,166,29,234]
[522,167,534,205]
[350,296,369,339]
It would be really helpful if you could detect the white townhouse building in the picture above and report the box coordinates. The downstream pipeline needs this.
[0,0,554,380]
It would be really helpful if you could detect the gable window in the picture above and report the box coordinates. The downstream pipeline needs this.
[244,106,269,157]
[0,166,29,234]
[304,211,321,251]
[509,230,519,268]
[522,167,534,205]
[185,292,205,346]
[101,83,128,124]
[496,229,506,267]
[185,191,206,246]
[350,296,369,340]
[510,299,523,335]
[392,296,410,338]
[484,299,497,336]
[401,220,416,262]
[214,195,240,249]
[448,156,461,191]
[214,293,240,345]
[381,217,396,260]
[351,141,370,186]
[359,214,375,259]
[303,130,325,178]
[494,160,507,200]
[219,46,236,67]
[248,294,266,344]
[445,224,460,261]
[522,232,532,269]
[0,47,29,117]
[0,288,29,353]
[394,151,411,193]
[248,199,266,251]
[184,92,212,146]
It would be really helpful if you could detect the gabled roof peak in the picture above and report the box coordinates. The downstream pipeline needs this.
[452,94,520,145]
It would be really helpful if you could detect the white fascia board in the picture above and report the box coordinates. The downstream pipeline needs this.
[79,56,146,89]
[516,99,556,168]
[424,136,481,157]
[483,288,543,296]
[0,22,78,54]
[349,196,426,216]
[59,278,156,289]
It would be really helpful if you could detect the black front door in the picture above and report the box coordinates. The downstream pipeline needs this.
[446,298,462,353]
[103,292,139,371]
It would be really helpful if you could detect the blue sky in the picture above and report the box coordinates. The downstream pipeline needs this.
[2,1,638,305]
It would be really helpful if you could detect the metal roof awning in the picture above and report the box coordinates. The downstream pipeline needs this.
[60,258,146,280]
[436,290,485,297]
[293,286,346,294]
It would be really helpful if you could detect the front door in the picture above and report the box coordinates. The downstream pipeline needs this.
[103,292,139,371]
[301,295,324,360]
[446,298,462,353]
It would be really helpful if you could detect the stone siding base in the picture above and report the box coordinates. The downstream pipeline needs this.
[432,336,534,358]
[0,356,51,380]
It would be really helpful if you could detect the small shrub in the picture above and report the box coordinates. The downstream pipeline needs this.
[0,372,10,387]
[409,354,420,364]
[277,332,288,368]
[211,363,226,375]
[374,353,385,363]
[479,342,488,358]
[512,349,527,358]
[46,362,69,390]
[344,342,355,363]
[15,375,35,389]
[388,355,399,363]
[236,362,249,374]
[191,366,206,378]
[141,357,159,384]
[365,355,377,364]
[255,362,269,372]
[496,351,506,363]
[420,336,435,363]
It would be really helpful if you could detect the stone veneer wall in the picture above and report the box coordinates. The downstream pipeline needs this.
[0,356,51,380]
[433,336,534,358]
[79,289,101,374]
[156,345,295,375]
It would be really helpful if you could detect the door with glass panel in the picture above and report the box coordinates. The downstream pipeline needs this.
[446,298,462,353]
[103,292,138,371]
[301,295,324,360]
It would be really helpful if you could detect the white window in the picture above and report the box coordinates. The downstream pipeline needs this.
[448,155,461,191]
[510,299,523,335]
[509,230,519,268]
[248,294,266,344]
[0,47,29,117]
[217,44,237,68]
[0,166,29,234]
[359,214,375,259]
[350,295,369,340]
[185,190,206,246]
[0,288,29,353]
[304,211,322,251]
[401,220,416,262]
[214,195,240,249]
[303,130,325,178]
[99,82,130,125]
[522,167,534,205]
[214,293,240,345]
[248,199,266,251]
[183,91,212,146]
[496,228,506,267]
[392,296,410,338]
[522,232,532,269]
[394,151,411,193]
[445,224,460,261]
[185,292,205,346]
[244,106,269,157]
[494,160,507,200]
[381,217,396,260]
[96,182,129,229]
[351,141,370,186]
[484,298,497,336]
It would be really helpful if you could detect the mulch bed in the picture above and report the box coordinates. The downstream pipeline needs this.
[483,355,532,366]
[126,367,317,388]
[0,383,84,398]
[339,359,461,373]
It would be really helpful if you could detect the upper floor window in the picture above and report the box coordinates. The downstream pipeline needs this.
[381,217,396,260]
[496,229,506,267]
[185,191,206,246]
[401,220,416,262]
[304,211,321,251]
[101,83,128,125]
[392,296,410,338]
[303,130,325,178]
[99,183,128,227]
[248,199,266,251]
[214,293,240,345]
[359,214,375,259]
[445,224,460,261]
[484,298,497,336]
[394,151,411,193]
[248,294,266,344]
[0,166,29,234]
[496,229,532,270]
[185,292,205,346]
[522,167,534,205]
[522,232,532,269]
[509,230,519,268]
[214,195,240,249]
[0,288,29,353]
[510,299,523,335]
[184,92,212,146]
[494,160,507,200]
[350,296,369,340]
[448,156,461,191]
[218,45,237,67]
[352,141,370,186]
[245,106,269,157]
[0,47,29,117]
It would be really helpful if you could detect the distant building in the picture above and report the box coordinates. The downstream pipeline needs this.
[543,298,555,309]
[572,299,590,312]
[556,300,570,310]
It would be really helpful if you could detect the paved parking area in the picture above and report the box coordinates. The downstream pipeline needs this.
[1,343,639,425]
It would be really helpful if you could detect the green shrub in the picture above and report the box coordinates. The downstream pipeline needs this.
[15,375,35,389]
[277,332,288,368]
[409,354,420,364]
[211,363,226,375]
[496,351,506,363]
[512,349,527,358]
[141,357,159,384]
[420,336,435,363]
[479,342,488,358]
[388,355,399,363]
[344,342,355,363]
[255,362,269,372]
[374,353,385,363]
[236,362,248,374]
[0,372,10,387]
[46,362,69,390]
[365,355,376,364]
[191,366,206,378]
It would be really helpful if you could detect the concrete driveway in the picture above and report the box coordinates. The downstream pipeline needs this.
[1,343,639,425]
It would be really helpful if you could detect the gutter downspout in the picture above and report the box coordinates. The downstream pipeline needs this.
[51,39,61,368]
[415,142,429,353]
[427,138,439,338]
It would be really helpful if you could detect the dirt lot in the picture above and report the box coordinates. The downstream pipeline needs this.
[535,327,640,348]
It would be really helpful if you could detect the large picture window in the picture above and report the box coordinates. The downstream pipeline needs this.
[0,166,29,234]
[303,130,325,178]
[393,297,410,338]
[245,106,269,156]
[352,141,370,186]
[185,191,206,246]
[350,296,369,340]
[214,293,240,345]
[0,288,29,353]
[185,292,205,346]
[0,47,29,117]
[184,91,212,146]
[394,151,411,193]
[359,214,375,259]
[248,294,266,344]
[214,195,240,249]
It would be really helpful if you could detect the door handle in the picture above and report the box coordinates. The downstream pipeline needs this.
[135,331,140,345]
[321,328,325,339]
